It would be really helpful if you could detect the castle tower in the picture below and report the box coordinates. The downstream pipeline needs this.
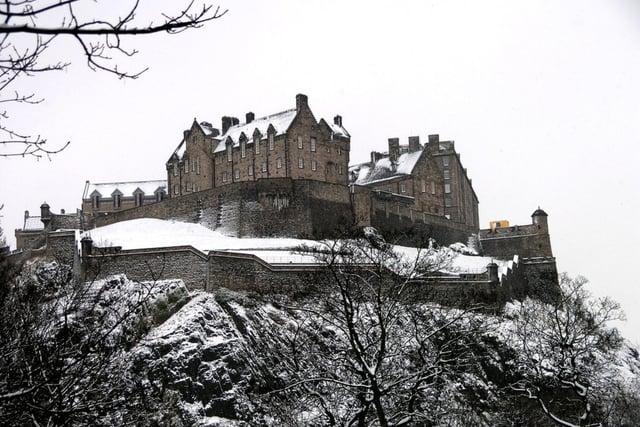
[40,202,51,230]
[531,207,548,232]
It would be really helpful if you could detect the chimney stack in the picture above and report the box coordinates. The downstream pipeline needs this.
[388,138,400,162]
[222,116,233,134]
[246,112,255,124]
[408,136,420,152]
[334,115,343,127]
[296,93,308,112]
[231,117,239,126]
[427,134,440,152]
[370,151,383,164]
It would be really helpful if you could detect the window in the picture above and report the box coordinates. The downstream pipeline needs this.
[92,195,100,210]
[156,192,164,202]
[338,164,343,175]
[297,135,303,149]
[268,133,274,151]
[222,172,228,182]
[337,147,342,155]
[173,163,178,177]
[184,159,189,174]
[186,183,191,192]
[431,181,436,195]
[444,170,450,180]
[227,144,233,162]
[310,137,316,152]
[277,158,282,169]
[444,183,451,194]
[174,184,179,195]
[248,165,253,176]
[255,137,261,154]
[400,183,406,193]
[135,193,143,207]
[241,141,246,158]
[196,157,200,175]
[298,157,304,169]
[443,157,449,167]
[234,169,240,180]
[311,160,317,171]
[421,180,426,193]
[261,162,267,172]
[192,158,196,172]
[113,194,121,208]
[445,197,452,207]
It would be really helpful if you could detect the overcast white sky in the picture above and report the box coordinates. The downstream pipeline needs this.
[1,0,639,341]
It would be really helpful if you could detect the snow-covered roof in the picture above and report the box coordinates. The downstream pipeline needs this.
[23,216,44,231]
[350,150,423,186]
[328,121,350,138]
[83,180,167,200]
[213,109,298,153]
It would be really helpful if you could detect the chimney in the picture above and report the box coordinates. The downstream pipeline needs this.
[408,136,420,152]
[388,138,400,162]
[232,117,239,126]
[246,112,255,124]
[221,116,233,134]
[370,151,383,165]
[427,134,440,152]
[296,93,308,112]
[60,209,65,215]
[334,115,343,127]
[24,210,29,220]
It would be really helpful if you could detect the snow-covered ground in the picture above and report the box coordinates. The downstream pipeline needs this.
[84,218,508,273]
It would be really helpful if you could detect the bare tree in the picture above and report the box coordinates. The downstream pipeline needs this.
[0,259,188,426]
[508,273,625,427]
[262,231,490,426]
[0,0,226,159]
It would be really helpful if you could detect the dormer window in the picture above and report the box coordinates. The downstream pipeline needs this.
[184,159,189,174]
[173,163,178,177]
[135,192,144,207]
[227,143,233,162]
[113,194,121,208]
[92,195,100,210]
[156,191,165,202]
[255,136,261,154]
[241,141,246,158]
[268,133,275,151]
[297,135,303,149]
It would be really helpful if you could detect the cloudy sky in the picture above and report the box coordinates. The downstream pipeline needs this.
[1,0,639,341]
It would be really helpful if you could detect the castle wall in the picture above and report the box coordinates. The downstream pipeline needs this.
[208,252,318,296]
[90,178,354,239]
[82,246,209,291]
[479,222,553,259]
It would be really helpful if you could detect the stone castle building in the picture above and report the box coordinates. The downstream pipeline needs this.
[14,93,557,306]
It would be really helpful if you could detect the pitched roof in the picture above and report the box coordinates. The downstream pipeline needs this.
[212,109,298,153]
[350,150,423,186]
[83,180,167,200]
[328,121,350,138]
[23,216,44,231]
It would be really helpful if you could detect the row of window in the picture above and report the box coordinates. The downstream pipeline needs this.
[219,159,342,183]
[92,192,164,210]
[174,157,202,176]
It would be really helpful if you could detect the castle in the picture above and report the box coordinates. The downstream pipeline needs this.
[14,94,557,305]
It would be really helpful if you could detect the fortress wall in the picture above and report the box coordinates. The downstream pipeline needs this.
[479,232,552,259]
[368,197,476,246]
[91,178,355,239]
[82,246,209,291]
[46,231,77,265]
[208,252,318,296]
